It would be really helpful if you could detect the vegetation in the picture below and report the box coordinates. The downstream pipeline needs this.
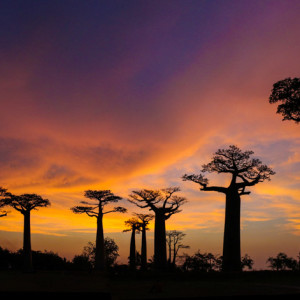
[71,190,126,271]
[269,77,300,123]
[129,187,186,270]
[123,217,142,270]
[0,187,9,217]
[267,252,299,271]
[73,238,120,270]
[0,247,67,271]
[133,213,154,270]
[166,230,189,267]
[2,193,50,271]
[183,145,275,272]
[181,251,222,272]
[0,79,299,278]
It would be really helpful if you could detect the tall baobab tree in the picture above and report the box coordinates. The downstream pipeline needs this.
[129,187,186,270]
[134,213,154,270]
[123,217,142,270]
[183,145,275,272]
[71,190,126,271]
[4,193,50,271]
[269,77,300,123]
[166,230,189,266]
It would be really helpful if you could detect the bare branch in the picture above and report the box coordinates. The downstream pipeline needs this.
[183,145,275,193]
[103,206,127,214]
[129,188,186,220]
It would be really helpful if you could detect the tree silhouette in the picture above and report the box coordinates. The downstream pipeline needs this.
[4,193,50,271]
[80,238,120,269]
[166,230,189,266]
[133,213,154,270]
[123,217,142,270]
[269,77,300,123]
[183,145,275,272]
[71,190,126,271]
[129,187,186,270]
[0,187,9,217]
[241,254,254,270]
[182,250,222,272]
[267,252,298,271]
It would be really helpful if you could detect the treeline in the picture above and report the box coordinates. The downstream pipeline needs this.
[0,237,118,271]
[1,244,299,273]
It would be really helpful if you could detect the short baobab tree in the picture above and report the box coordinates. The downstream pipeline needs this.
[269,77,300,123]
[133,213,154,270]
[4,193,50,271]
[183,145,275,272]
[129,187,186,269]
[123,217,142,270]
[71,190,127,271]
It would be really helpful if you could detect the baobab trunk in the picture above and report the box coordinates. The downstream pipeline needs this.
[129,228,136,270]
[95,214,105,270]
[168,242,172,265]
[222,190,241,272]
[23,211,33,271]
[154,211,167,269]
[172,245,177,266]
[141,227,147,270]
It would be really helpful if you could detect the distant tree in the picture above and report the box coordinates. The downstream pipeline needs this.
[0,247,13,269]
[133,213,154,270]
[80,237,120,269]
[129,187,187,270]
[267,252,298,271]
[183,145,275,272]
[71,190,126,270]
[182,251,222,272]
[166,230,190,267]
[3,193,50,271]
[0,187,9,217]
[241,254,254,270]
[269,77,300,123]
[72,254,92,271]
[32,250,67,270]
[103,237,120,268]
[123,217,142,270]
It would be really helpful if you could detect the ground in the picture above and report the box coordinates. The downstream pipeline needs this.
[0,270,300,299]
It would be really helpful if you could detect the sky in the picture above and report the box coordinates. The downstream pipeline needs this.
[0,0,299,269]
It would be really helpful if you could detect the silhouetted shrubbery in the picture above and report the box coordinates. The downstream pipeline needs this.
[181,251,222,272]
[267,252,300,271]
[0,247,69,270]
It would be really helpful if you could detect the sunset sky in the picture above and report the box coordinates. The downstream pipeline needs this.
[0,0,299,269]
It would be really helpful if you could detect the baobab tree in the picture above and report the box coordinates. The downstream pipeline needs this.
[123,217,142,270]
[166,230,189,266]
[183,145,275,272]
[4,193,50,271]
[269,77,300,123]
[71,190,126,271]
[0,187,9,217]
[133,213,154,270]
[129,187,186,269]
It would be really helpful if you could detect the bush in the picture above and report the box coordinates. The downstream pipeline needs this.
[267,252,298,271]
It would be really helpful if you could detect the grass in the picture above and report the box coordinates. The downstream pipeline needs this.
[0,270,300,299]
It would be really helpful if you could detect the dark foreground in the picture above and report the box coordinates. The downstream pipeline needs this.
[0,270,300,300]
